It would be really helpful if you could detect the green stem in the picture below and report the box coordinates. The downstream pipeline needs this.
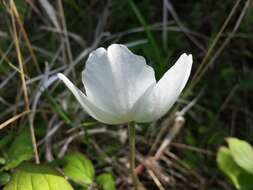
[128,122,138,190]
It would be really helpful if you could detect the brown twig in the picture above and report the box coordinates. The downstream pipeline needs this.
[155,116,185,159]
[0,110,30,130]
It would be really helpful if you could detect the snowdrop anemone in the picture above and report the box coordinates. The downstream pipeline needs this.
[58,44,192,189]
[58,44,192,125]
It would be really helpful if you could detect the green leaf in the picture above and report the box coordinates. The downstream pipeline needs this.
[3,130,33,170]
[4,163,73,190]
[217,146,253,190]
[217,147,242,189]
[237,173,253,190]
[63,152,94,186]
[96,173,116,190]
[228,138,253,175]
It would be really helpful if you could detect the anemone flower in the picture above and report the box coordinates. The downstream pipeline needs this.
[58,44,192,189]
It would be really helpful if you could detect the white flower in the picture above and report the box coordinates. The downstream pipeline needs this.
[58,44,192,125]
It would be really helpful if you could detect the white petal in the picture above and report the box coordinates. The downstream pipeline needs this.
[82,44,156,120]
[133,53,193,122]
[57,73,123,124]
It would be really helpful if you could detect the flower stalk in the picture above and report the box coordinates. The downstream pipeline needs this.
[128,122,139,190]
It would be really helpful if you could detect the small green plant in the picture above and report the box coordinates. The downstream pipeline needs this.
[0,129,115,189]
[4,163,74,190]
[217,138,253,190]
[61,152,116,189]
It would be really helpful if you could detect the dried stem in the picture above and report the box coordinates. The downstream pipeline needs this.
[9,0,40,164]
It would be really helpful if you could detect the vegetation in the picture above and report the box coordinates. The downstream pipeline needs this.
[0,0,252,189]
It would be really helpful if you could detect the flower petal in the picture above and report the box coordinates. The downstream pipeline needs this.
[133,53,193,122]
[82,44,156,119]
[57,73,123,124]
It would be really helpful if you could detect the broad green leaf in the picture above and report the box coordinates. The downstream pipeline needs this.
[217,146,253,190]
[4,163,73,190]
[217,147,241,189]
[96,173,116,190]
[228,138,253,174]
[63,152,94,186]
[3,130,33,170]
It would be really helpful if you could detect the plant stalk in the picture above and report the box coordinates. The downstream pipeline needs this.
[128,122,139,190]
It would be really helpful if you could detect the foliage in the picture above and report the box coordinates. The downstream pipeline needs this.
[4,163,73,190]
[217,138,253,190]
[1,129,33,171]
[63,152,95,186]
[96,173,116,190]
